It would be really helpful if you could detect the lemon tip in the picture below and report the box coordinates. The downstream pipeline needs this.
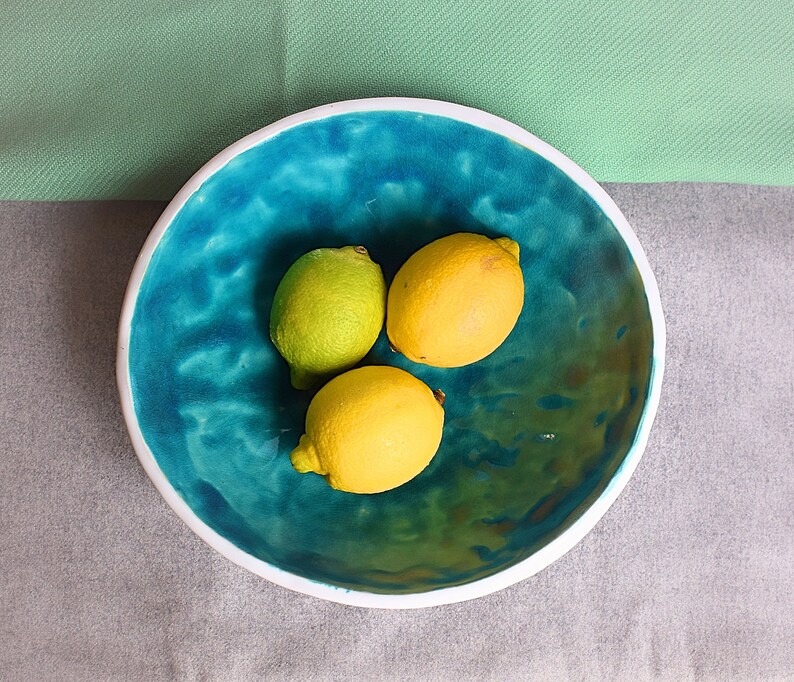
[494,236,520,262]
[290,437,323,474]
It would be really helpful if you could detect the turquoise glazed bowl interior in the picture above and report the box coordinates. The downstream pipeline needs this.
[119,99,663,607]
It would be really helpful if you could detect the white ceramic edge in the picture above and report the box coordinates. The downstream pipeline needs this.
[117,97,666,609]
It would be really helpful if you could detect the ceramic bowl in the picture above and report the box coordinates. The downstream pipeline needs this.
[117,98,665,608]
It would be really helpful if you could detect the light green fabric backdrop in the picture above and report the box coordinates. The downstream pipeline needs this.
[1,0,792,199]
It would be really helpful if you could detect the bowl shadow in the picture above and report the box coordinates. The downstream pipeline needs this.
[55,201,165,458]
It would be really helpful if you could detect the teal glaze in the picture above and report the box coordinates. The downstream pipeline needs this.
[129,111,654,594]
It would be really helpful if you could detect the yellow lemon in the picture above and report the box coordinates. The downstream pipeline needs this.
[269,246,386,389]
[290,366,445,494]
[387,233,524,367]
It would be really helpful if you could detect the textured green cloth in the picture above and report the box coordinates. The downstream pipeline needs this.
[2,0,793,199]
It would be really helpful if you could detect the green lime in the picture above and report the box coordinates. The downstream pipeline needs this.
[269,246,386,389]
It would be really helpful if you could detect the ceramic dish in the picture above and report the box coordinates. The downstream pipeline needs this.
[117,98,665,608]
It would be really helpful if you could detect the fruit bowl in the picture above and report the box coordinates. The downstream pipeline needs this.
[117,98,665,608]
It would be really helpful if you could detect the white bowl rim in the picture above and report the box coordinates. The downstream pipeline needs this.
[117,96,666,609]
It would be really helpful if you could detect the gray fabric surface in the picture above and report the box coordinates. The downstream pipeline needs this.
[1,185,792,681]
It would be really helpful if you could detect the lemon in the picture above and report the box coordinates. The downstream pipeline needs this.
[270,246,386,389]
[387,233,524,367]
[290,366,445,494]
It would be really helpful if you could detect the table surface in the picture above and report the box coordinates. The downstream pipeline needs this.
[1,183,792,681]
[4,2,794,198]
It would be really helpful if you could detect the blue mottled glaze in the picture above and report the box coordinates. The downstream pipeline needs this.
[129,111,654,594]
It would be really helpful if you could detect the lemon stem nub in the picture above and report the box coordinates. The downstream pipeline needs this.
[290,436,324,474]
[354,245,368,255]
[388,341,400,353]
[289,366,317,391]
[493,236,520,262]
[433,389,446,406]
